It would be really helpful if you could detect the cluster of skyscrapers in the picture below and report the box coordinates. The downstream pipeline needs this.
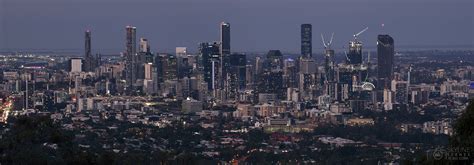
[76,22,398,111]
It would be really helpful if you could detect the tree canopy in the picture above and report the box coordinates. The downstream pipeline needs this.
[451,99,474,148]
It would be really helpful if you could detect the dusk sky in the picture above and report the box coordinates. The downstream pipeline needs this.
[0,0,473,54]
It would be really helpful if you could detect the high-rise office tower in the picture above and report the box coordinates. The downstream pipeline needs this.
[137,38,153,81]
[219,22,231,80]
[176,47,188,79]
[220,22,231,70]
[324,48,336,99]
[160,54,178,82]
[126,26,137,56]
[139,38,150,53]
[153,55,164,84]
[299,57,318,100]
[301,24,312,58]
[83,30,94,72]
[199,42,220,90]
[257,50,285,99]
[220,22,231,58]
[125,26,137,89]
[377,35,394,90]
[324,50,335,82]
[226,53,246,100]
[259,71,284,99]
[230,54,246,89]
[283,58,297,88]
[218,22,231,100]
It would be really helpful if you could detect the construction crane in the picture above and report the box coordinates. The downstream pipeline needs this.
[353,27,368,40]
[321,33,334,49]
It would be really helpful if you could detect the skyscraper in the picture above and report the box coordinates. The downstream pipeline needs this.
[219,22,231,81]
[139,38,150,53]
[301,24,312,58]
[230,54,246,90]
[324,49,335,82]
[257,50,285,99]
[126,26,137,56]
[299,57,318,100]
[83,30,95,72]
[219,22,231,100]
[176,47,188,79]
[125,26,137,90]
[377,34,394,90]
[323,39,336,99]
[220,22,231,57]
[224,53,246,100]
[162,54,178,82]
[283,58,297,88]
[199,42,220,90]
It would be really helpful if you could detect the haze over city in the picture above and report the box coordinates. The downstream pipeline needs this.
[0,0,473,164]
[1,0,473,53]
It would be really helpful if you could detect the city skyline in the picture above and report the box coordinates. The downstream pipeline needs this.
[0,1,473,163]
[0,0,473,53]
